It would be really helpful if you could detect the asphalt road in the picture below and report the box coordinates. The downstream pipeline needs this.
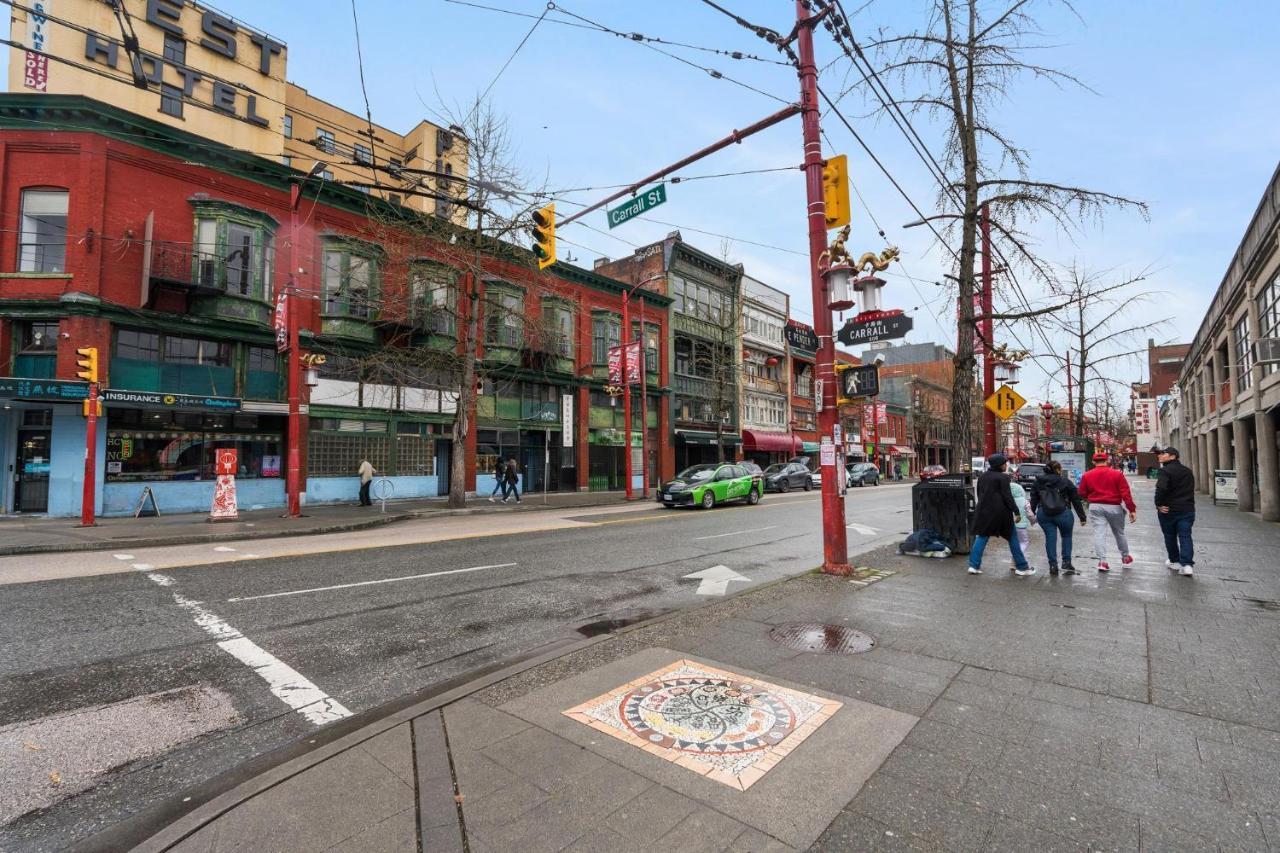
[0,483,914,851]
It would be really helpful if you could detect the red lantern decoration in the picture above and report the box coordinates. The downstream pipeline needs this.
[766,356,780,367]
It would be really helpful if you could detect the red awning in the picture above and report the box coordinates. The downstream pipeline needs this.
[891,445,916,456]
[742,430,803,453]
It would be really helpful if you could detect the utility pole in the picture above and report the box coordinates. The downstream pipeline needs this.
[796,0,850,574]
[980,203,996,457]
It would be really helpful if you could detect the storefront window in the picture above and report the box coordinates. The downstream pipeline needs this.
[308,418,390,476]
[105,410,283,481]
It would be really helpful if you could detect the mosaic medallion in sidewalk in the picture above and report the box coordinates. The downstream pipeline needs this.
[562,659,842,790]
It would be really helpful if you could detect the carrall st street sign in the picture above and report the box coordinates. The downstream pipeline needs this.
[607,184,668,229]
[837,313,914,346]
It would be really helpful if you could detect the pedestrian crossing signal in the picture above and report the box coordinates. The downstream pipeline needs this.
[82,398,103,417]
[531,203,556,270]
[75,347,99,383]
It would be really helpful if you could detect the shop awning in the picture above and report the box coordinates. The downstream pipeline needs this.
[675,430,742,446]
[742,430,802,453]
[891,445,915,456]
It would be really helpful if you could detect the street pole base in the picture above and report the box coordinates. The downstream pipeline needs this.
[77,522,97,528]
[822,561,854,577]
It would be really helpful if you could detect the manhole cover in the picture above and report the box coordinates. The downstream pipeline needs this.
[769,623,875,654]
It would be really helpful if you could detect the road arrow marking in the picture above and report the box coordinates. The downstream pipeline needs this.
[683,564,750,596]
[847,523,879,535]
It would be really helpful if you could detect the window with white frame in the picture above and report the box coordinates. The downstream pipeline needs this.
[1258,270,1280,377]
[19,189,68,273]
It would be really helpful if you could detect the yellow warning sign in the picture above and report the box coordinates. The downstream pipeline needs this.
[985,384,1026,420]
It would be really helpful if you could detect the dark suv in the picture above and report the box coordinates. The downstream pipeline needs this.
[1015,462,1047,489]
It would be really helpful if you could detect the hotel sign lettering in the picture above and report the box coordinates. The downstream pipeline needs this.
[80,0,285,128]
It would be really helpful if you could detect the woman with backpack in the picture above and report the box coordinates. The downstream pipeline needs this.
[1030,460,1088,575]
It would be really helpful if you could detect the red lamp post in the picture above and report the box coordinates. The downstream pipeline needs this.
[621,274,663,500]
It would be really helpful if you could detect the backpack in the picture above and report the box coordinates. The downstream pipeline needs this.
[1039,479,1067,515]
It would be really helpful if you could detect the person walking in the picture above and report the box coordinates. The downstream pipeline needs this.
[1078,452,1137,572]
[1155,446,1196,576]
[968,454,1034,576]
[487,458,506,503]
[357,458,374,507]
[503,457,521,504]
[1030,460,1087,575]
[1009,476,1032,572]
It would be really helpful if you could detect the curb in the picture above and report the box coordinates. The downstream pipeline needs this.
[0,497,637,557]
[82,566,820,853]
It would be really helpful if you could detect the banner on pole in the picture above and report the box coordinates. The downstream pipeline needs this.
[210,448,240,521]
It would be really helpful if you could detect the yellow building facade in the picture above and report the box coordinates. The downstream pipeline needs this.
[7,0,465,218]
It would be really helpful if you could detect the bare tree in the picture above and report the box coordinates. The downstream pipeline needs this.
[332,98,566,508]
[1041,266,1169,436]
[861,0,1148,462]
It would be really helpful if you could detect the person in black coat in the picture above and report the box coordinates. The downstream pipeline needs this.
[1155,446,1196,575]
[968,454,1034,576]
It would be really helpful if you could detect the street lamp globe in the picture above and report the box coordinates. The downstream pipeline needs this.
[823,263,855,311]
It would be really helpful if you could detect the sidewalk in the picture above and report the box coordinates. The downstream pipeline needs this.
[94,478,1280,852]
[0,491,635,556]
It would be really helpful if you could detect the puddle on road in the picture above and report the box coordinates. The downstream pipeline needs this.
[576,610,669,636]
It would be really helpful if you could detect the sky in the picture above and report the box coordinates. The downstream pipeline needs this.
[15,0,1280,405]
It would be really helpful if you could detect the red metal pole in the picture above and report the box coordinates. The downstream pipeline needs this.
[622,290,633,500]
[639,296,649,499]
[981,203,996,457]
[79,383,98,527]
[286,183,303,518]
[872,398,880,473]
[796,0,849,575]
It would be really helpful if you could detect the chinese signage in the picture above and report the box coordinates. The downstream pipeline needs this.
[0,378,89,401]
[23,0,51,91]
[607,342,642,385]
[785,321,819,353]
[1133,397,1160,453]
[274,290,289,353]
[836,313,914,346]
[607,183,667,229]
[562,393,574,447]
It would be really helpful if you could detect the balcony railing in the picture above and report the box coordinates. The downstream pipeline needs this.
[149,240,220,292]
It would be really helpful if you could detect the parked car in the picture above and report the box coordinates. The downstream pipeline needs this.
[740,460,765,490]
[1014,462,1047,489]
[919,464,948,481]
[659,463,763,509]
[846,462,880,487]
[809,469,822,488]
[762,462,813,492]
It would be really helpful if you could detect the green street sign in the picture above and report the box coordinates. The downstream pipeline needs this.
[607,183,667,229]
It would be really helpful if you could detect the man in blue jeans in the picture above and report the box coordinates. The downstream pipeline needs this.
[1155,446,1196,576]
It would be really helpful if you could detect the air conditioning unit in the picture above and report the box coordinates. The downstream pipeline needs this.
[1255,338,1280,365]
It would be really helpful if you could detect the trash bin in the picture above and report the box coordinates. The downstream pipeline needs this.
[912,473,976,554]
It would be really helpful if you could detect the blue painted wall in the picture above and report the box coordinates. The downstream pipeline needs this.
[102,478,285,517]
[48,406,105,517]
[304,475,441,505]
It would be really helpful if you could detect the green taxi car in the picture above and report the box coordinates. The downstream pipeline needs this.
[659,463,763,509]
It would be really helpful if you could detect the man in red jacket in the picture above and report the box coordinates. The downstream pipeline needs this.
[1078,452,1137,572]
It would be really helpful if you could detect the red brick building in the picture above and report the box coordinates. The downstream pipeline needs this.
[0,96,669,515]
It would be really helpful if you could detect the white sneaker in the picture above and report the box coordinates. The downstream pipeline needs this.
[1164,559,1179,570]
[968,566,982,575]
[1015,566,1037,576]
[1180,564,1194,576]
[488,496,496,503]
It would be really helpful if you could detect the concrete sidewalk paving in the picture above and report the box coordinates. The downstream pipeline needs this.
[0,490,635,556]
[94,478,1280,852]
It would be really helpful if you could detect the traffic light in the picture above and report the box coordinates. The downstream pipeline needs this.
[834,362,854,405]
[530,203,556,270]
[81,398,103,417]
[75,347,99,383]
[822,154,850,229]
[835,363,879,405]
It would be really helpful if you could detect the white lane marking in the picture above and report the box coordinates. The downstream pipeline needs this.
[146,573,174,586]
[165,588,350,725]
[113,554,135,561]
[132,563,154,571]
[225,562,518,603]
[240,554,261,559]
[847,523,880,535]
[693,526,776,541]
[683,564,750,596]
[213,546,237,553]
